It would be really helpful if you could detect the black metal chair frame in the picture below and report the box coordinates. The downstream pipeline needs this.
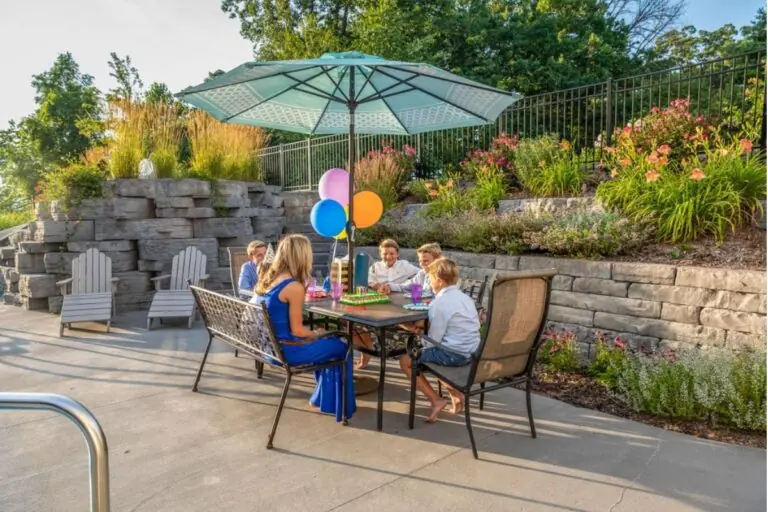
[460,275,490,306]
[189,286,353,449]
[408,272,554,459]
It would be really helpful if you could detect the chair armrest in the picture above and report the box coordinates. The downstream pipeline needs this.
[56,277,73,296]
[198,274,210,288]
[111,277,120,294]
[280,330,348,346]
[150,274,170,291]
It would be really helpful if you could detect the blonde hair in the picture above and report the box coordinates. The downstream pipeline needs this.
[416,243,442,259]
[426,257,459,286]
[379,239,400,252]
[256,234,313,294]
[247,240,266,257]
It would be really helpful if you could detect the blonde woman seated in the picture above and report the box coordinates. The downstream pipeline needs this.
[250,234,355,421]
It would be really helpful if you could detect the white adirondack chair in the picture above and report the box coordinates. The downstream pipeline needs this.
[146,246,208,330]
[57,248,120,337]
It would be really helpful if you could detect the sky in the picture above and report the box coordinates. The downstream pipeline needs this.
[0,0,764,129]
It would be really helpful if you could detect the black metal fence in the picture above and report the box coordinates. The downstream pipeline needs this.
[259,50,766,190]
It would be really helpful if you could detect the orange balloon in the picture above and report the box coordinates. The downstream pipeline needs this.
[334,206,349,240]
[352,191,384,229]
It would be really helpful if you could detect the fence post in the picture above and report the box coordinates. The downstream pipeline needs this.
[605,78,614,146]
[416,133,422,162]
[279,145,285,188]
[306,139,312,191]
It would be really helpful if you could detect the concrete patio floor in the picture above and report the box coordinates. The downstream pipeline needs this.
[0,305,765,512]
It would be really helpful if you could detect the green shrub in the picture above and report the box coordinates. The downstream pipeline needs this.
[516,136,586,197]
[523,211,652,258]
[358,210,546,255]
[515,134,561,175]
[471,165,507,210]
[586,333,629,389]
[521,157,587,197]
[615,348,766,430]
[0,210,33,230]
[537,330,580,373]
[424,175,473,216]
[40,163,105,210]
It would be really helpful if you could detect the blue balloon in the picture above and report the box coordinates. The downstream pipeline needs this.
[310,199,347,238]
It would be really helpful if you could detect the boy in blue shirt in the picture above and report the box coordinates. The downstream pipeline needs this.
[238,240,267,295]
[399,257,481,423]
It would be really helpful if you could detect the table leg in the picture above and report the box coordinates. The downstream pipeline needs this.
[377,327,387,432]
[350,321,378,396]
[308,312,315,330]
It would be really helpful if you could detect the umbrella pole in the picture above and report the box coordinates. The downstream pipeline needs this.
[346,109,356,292]
[346,69,357,293]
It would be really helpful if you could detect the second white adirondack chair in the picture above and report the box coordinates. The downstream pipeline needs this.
[146,246,208,330]
[57,248,120,337]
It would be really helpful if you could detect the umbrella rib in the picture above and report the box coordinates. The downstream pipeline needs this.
[311,67,350,135]
[358,86,417,104]
[357,67,410,134]
[378,64,519,98]
[354,65,377,102]
[357,75,419,104]
[177,65,320,96]
[220,68,336,122]
[373,67,493,123]
[285,74,347,103]
[318,65,350,103]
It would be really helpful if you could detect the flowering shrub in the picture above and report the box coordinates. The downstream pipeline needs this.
[537,330,581,372]
[523,211,652,258]
[516,135,587,197]
[460,132,517,178]
[586,333,629,388]
[598,98,766,242]
[357,209,546,255]
[615,348,766,430]
[355,144,416,210]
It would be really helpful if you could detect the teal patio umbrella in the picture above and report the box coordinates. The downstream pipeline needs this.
[177,51,520,284]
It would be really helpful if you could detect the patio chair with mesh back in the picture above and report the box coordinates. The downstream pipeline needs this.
[189,285,352,449]
[460,275,490,306]
[408,269,556,459]
[227,246,250,360]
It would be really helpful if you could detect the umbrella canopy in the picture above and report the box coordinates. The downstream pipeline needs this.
[177,51,520,135]
[177,51,521,288]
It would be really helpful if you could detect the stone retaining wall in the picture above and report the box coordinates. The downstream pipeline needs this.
[359,247,766,354]
[4,179,284,313]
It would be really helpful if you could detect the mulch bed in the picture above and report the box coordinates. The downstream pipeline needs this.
[516,370,766,449]
[612,226,766,271]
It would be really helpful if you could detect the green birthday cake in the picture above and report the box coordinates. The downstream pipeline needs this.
[339,291,391,306]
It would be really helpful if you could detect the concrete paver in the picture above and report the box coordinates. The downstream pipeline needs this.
[0,305,764,511]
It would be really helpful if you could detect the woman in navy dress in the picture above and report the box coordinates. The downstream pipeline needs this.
[251,234,355,421]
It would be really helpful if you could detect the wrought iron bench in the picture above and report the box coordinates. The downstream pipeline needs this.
[189,285,352,449]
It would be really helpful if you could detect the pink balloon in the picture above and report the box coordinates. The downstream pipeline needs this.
[318,168,350,205]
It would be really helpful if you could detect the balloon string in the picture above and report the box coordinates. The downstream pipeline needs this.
[330,237,338,278]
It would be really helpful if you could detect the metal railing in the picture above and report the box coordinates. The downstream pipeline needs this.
[257,50,766,191]
[0,393,110,512]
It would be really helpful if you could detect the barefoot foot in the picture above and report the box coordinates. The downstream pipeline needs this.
[449,397,464,415]
[426,398,448,423]
[355,355,371,370]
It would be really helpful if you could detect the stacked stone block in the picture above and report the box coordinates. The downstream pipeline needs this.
[358,246,766,355]
[6,179,283,314]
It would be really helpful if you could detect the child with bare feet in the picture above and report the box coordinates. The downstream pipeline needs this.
[399,258,480,423]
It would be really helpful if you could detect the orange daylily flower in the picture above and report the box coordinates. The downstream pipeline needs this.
[645,170,660,183]
[690,168,706,181]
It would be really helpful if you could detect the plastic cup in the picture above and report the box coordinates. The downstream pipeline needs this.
[410,283,423,304]
[331,282,343,301]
